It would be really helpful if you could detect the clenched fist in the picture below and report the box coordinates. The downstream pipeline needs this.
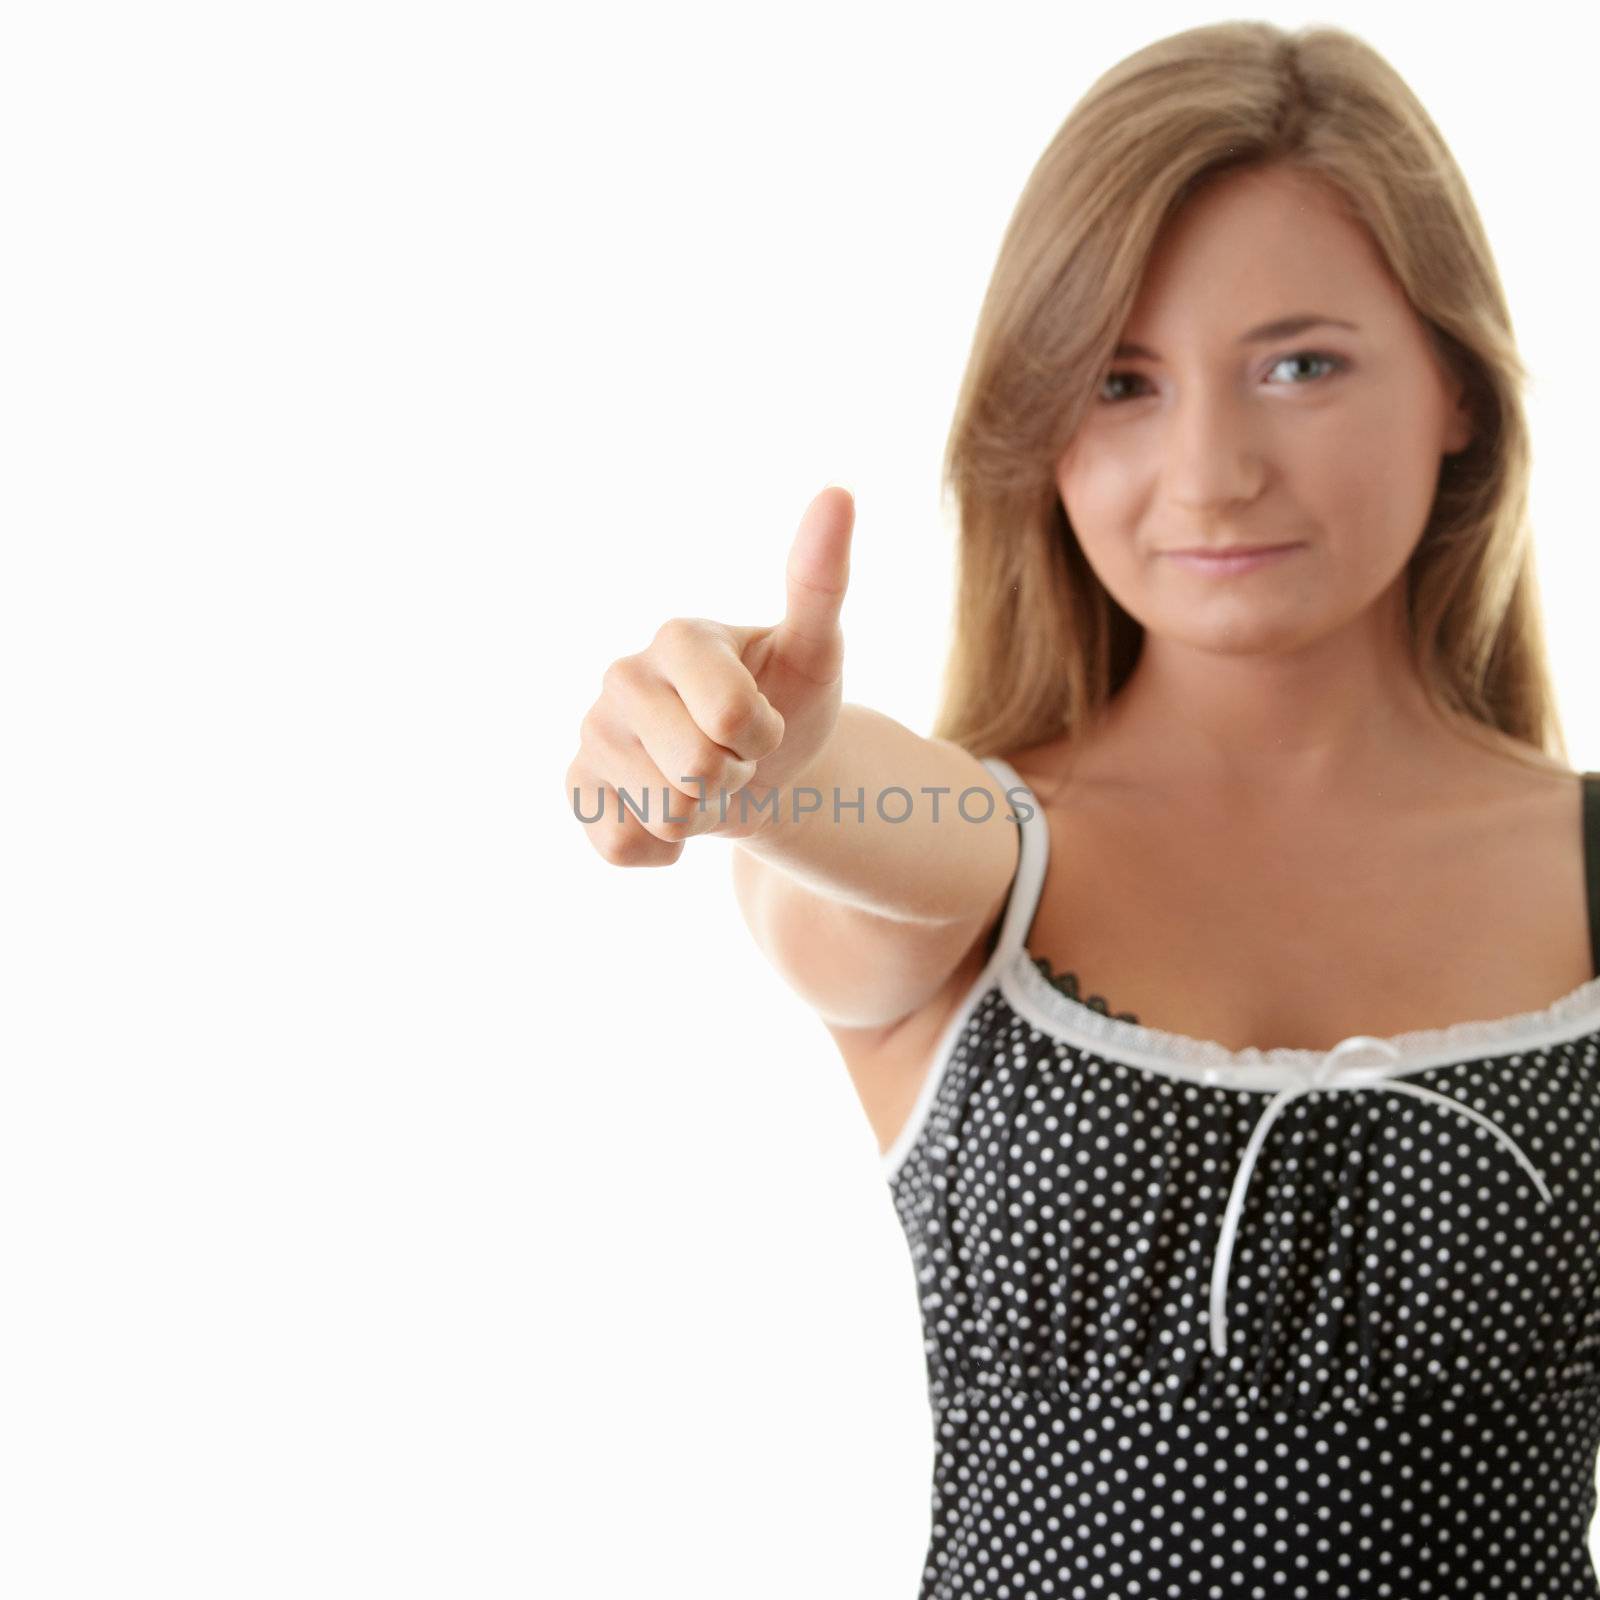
[568,486,854,865]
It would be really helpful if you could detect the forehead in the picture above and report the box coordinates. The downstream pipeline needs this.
[1125,166,1403,337]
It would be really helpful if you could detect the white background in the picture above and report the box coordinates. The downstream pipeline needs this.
[4,1,1598,1595]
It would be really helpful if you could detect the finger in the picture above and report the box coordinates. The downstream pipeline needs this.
[622,672,764,826]
[565,753,686,866]
[652,620,786,762]
[571,719,717,844]
[584,646,771,840]
[581,673,741,839]
[773,485,852,685]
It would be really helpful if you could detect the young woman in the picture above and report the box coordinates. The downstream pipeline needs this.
[569,20,1600,1599]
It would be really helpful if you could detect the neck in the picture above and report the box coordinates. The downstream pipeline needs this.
[1093,590,1465,811]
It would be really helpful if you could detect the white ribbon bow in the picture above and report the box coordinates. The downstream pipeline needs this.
[1208,1034,1553,1359]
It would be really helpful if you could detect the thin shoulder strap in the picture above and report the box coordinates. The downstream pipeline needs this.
[1584,772,1600,980]
[979,755,1050,969]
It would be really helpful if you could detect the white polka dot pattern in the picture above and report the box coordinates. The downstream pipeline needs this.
[881,758,1600,1597]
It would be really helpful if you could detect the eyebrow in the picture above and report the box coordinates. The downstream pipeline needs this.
[1111,314,1360,361]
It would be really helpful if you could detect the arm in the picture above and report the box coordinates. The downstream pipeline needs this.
[729,702,1021,1030]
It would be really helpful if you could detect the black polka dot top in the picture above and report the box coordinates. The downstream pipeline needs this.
[882,756,1600,1599]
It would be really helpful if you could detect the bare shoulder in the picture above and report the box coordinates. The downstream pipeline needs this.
[825,744,1050,1156]
[1440,741,1583,829]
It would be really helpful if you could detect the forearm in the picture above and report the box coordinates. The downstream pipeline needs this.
[728,702,1019,926]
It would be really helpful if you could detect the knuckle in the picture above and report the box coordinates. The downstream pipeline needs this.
[653,616,700,651]
[614,779,703,845]
[594,824,663,866]
[601,654,643,697]
[643,819,694,856]
[701,696,754,749]
[652,794,705,842]
[648,834,689,865]
[672,738,725,791]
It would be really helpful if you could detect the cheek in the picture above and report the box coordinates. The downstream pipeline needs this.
[1057,453,1140,567]
[1057,465,1159,620]
[1298,416,1435,565]
[1314,379,1449,529]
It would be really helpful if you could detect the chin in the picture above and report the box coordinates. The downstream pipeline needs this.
[1154,609,1329,655]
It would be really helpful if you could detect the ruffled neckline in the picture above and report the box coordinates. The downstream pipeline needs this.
[999,945,1600,1089]
[1028,953,1141,1024]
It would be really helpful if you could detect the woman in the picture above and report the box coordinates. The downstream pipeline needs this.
[569,20,1600,1598]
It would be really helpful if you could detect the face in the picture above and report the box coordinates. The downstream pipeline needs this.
[1056,163,1473,657]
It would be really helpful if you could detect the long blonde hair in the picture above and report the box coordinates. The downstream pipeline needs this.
[931,20,1569,776]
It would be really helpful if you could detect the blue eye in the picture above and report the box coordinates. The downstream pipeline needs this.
[1096,350,1348,405]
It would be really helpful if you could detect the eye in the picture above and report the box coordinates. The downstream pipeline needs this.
[1265,351,1346,386]
[1094,350,1349,406]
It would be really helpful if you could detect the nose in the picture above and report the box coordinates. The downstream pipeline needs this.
[1161,382,1267,511]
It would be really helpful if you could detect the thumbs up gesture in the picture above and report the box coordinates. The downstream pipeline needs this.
[568,486,854,864]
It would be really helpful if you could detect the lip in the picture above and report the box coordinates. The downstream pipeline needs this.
[1162,542,1303,574]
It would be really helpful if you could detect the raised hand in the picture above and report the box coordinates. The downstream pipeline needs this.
[568,486,854,865]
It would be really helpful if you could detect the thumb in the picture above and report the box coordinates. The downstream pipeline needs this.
[774,484,852,684]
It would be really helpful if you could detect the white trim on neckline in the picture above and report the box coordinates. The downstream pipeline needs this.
[1001,943,1600,1090]
[882,753,1600,1182]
